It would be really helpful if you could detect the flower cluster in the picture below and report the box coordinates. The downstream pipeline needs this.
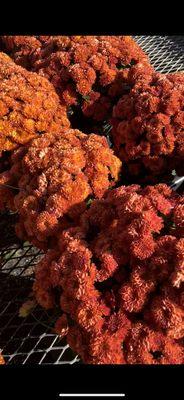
[1,36,150,121]
[0,36,183,366]
[0,36,49,69]
[111,70,184,179]
[0,52,69,153]
[6,128,121,248]
[33,184,184,364]
[124,322,183,364]
[0,51,70,211]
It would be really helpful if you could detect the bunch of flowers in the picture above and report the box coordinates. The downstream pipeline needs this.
[33,184,184,364]
[0,36,49,69]
[1,36,150,122]
[0,51,70,211]
[3,128,121,248]
[0,52,69,153]
[111,71,184,179]
[0,36,183,366]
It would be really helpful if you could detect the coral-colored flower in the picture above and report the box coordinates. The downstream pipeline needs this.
[111,71,184,179]
[0,52,69,153]
[1,36,150,122]
[7,128,121,247]
[33,184,183,364]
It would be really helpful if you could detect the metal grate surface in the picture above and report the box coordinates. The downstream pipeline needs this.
[134,35,184,73]
[0,35,184,365]
[0,222,80,365]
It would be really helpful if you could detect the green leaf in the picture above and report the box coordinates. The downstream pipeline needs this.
[82,95,90,102]
[86,196,93,208]
[117,64,127,70]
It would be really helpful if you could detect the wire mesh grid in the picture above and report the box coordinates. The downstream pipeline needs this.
[0,35,184,365]
[134,35,184,73]
[0,219,80,365]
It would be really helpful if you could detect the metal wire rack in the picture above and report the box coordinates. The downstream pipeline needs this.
[134,35,184,73]
[0,35,184,365]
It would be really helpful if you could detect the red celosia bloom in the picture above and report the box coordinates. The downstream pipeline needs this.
[111,71,184,179]
[33,184,184,364]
